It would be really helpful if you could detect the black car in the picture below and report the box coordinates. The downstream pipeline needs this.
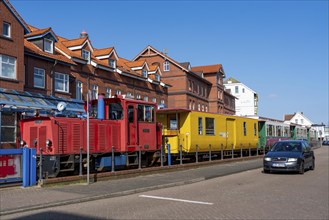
[323,140,329,146]
[263,140,315,174]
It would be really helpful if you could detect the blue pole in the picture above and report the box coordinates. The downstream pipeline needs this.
[29,148,37,186]
[167,144,171,167]
[22,147,30,187]
[97,94,104,120]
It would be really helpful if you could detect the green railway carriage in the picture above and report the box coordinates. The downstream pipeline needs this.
[157,109,259,158]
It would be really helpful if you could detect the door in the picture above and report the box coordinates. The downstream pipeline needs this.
[127,105,137,145]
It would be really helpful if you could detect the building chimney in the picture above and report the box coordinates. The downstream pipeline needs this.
[80,30,88,38]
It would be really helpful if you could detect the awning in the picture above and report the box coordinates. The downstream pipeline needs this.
[0,88,85,113]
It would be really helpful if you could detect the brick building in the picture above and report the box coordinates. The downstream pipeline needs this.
[133,45,235,114]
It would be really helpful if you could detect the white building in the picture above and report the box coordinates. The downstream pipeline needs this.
[224,77,258,116]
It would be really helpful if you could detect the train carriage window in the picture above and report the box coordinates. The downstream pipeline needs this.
[168,114,178,130]
[198,117,203,135]
[109,103,123,120]
[128,106,134,123]
[137,105,154,122]
[205,117,214,135]
[243,122,247,136]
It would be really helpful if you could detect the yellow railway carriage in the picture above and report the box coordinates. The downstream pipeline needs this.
[157,109,259,157]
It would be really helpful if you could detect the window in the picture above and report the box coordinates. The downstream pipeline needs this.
[197,103,200,111]
[136,94,141,100]
[142,69,148,78]
[277,126,282,137]
[254,123,257,136]
[0,111,16,143]
[155,74,160,81]
[116,90,121,95]
[192,101,195,110]
[301,119,304,124]
[152,97,156,103]
[137,105,154,122]
[202,105,204,112]
[143,96,148,102]
[126,92,133,98]
[295,119,298,124]
[205,117,215,135]
[242,88,245,93]
[34,67,45,88]
[243,122,247,136]
[163,61,170,71]
[76,81,83,100]
[189,100,192,109]
[168,114,177,130]
[3,22,10,38]
[44,38,53,53]
[128,106,134,123]
[109,59,116,68]
[55,72,69,92]
[105,88,111,98]
[91,85,98,99]
[235,86,239,94]
[160,99,165,104]
[205,106,208,112]
[82,49,90,62]
[0,54,16,79]
[188,80,192,91]
[198,117,203,135]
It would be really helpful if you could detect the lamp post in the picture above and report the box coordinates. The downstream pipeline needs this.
[0,104,5,149]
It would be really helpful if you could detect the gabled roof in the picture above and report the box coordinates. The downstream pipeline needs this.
[93,47,114,57]
[133,45,190,72]
[61,37,94,52]
[284,114,295,121]
[134,45,212,85]
[2,0,30,34]
[192,64,224,75]
[125,60,149,71]
[24,39,75,65]
[25,27,58,42]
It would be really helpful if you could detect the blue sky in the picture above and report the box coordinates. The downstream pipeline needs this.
[11,0,328,125]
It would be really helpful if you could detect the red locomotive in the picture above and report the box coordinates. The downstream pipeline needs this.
[0,155,16,178]
[20,95,162,177]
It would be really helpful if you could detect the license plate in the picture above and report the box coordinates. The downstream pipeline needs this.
[272,163,285,167]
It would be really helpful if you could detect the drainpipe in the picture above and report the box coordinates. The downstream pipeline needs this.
[51,60,58,96]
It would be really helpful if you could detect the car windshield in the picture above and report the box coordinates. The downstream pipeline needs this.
[270,142,302,152]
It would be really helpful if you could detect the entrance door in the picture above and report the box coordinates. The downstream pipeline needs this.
[127,105,137,145]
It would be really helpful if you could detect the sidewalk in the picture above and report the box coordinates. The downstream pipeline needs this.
[0,157,263,216]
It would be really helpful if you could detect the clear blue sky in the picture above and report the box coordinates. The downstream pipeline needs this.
[11,0,329,125]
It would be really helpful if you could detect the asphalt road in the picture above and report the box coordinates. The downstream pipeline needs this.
[3,146,328,220]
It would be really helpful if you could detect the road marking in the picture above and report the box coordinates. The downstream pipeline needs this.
[139,195,213,205]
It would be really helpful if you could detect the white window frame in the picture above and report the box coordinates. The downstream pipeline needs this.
[163,61,170,71]
[76,81,83,100]
[116,90,121,95]
[142,69,148,78]
[33,67,45,88]
[109,59,116,68]
[155,74,160,81]
[136,94,141,100]
[0,54,16,79]
[82,49,90,63]
[44,38,53,53]
[143,96,148,102]
[54,72,69,93]
[92,84,98,100]
[3,22,11,38]
[106,88,111,98]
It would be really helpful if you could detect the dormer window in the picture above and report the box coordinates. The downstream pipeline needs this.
[163,61,170,71]
[109,59,116,68]
[44,38,53,53]
[142,69,148,78]
[155,74,160,81]
[3,22,11,38]
[82,49,90,63]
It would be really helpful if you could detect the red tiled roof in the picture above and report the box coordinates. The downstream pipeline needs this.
[284,114,295,121]
[93,47,114,57]
[125,60,146,68]
[24,27,52,38]
[192,64,222,74]
[61,37,88,47]
[24,39,75,65]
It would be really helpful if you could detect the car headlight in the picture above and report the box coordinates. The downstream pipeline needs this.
[264,157,271,161]
[288,158,297,162]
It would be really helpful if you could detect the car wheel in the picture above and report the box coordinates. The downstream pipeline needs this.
[310,159,315,170]
[263,169,270,174]
[299,161,304,174]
